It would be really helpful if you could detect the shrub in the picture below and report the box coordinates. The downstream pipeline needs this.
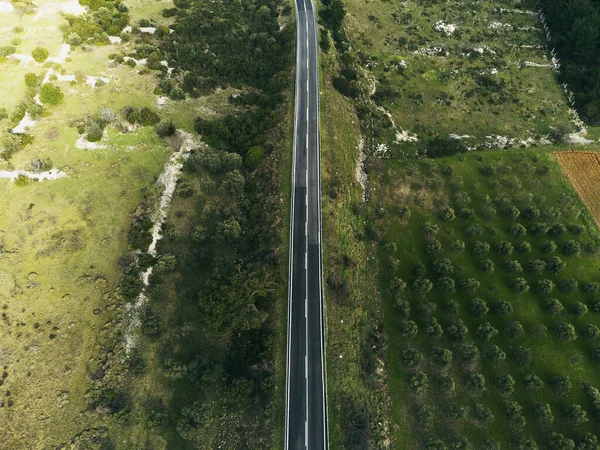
[523,374,544,391]
[439,375,456,393]
[458,278,480,294]
[504,400,526,426]
[412,262,426,277]
[409,372,428,394]
[466,372,486,391]
[468,298,488,318]
[31,46,48,63]
[544,298,564,316]
[399,320,418,337]
[494,374,515,394]
[572,302,588,317]
[446,403,466,420]
[423,222,440,238]
[39,83,64,105]
[504,205,520,220]
[425,319,443,339]
[522,206,540,220]
[548,432,574,450]
[465,224,484,237]
[394,297,410,318]
[511,346,532,368]
[583,282,600,294]
[516,242,532,253]
[155,120,177,137]
[532,402,554,424]
[432,346,452,365]
[556,322,577,341]
[548,223,567,237]
[473,403,494,424]
[582,324,600,339]
[511,223,527,237]
[576,434,598,450]
[456,342,480,362]
[525,259,546,274]
[401,348,422,367]
[445,299,459,316]
[477,322,498,340]
[559,278,578,292]
[478,259,494,273]
[510,277,529,293]
[536,279,555,295]
[561,240,581,256]
[541,240,557,253]
[472,241,490,256]
[86,121,104,142]
[433,258,453,275]
[495,300,513,316]
[485,345,506,363]
[503,259,523,273]
[446,320,468,341]
[439,206,455,221]
[24,73,39,88]
[546,256,566,274]
[549,375,572,396]
[504,321,524,339]
[245,146,265,171]
[413,278,432,296]
[564,404,588,425]
[459,208,473,219]
[450,239,465,253]
[518,438,538,450]
[530,222,550,235]
[494,241,513,256]
[425,239,442,254]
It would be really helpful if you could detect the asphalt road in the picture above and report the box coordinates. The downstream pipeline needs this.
[285,0,328,448]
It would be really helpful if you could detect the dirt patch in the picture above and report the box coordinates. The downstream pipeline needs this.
[556,151,600,228]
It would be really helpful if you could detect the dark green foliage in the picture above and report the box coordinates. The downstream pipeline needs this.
[425,239,442,255]
[523,374,544,391]
[478,259,494,273]
[572,302,588,317]
[494,240,513,256]
[432,346,452,365]
[556,322,577,341]
[505,400,526,425]
[439,206,456,221]
[541,240,558,254]
[155,120,176,137]
[425,318,443,339]
[547,256,566,274]
[394,297,410,318]
[511,223,527,237]
[526,259,546,275]
[503,259,523,274]
[409,372,428,393]
[484,345,506,364]
[510,277,529,293]
[495,300,513,316]
[445,299,459,316]
[437,276,455,294]
[511,345,533,368]
[548,432,574,450]
[421,135,467,159]
[402,348,422,367]
[413,278,432,296]
[40,83,64,105]
[399,320,418,337]
[550,375,572,397]
[468,298,488,318]
[544,298,565,316]
[548,223,567,237]
[449,437,471,450]
[563,404,588,425]
[432,258,453,275]
[412,262,426,277]
[531,222,550,235]
[493,374,515,394]
[446,403,467,420]
[446,319,468,341]
[562,240,581,256]
[504,205,520,220]
[125,106,160,126]
[583,282,600,294]
[504,321,524,339]
[576,433,599,450]
[472,240,490,256]
[518,438,539,450]
[533,402,554,424]
[458,277,480,294]
[559,278,579,292]
[456,342,480,362]
[425,439,447,450]
[472,403,494,424]
[517,242,532,253]
[477,322,498,340]
[582,324,600,338]
[466,372,486,391]
[536,279,555,295]
[522,206,540,220]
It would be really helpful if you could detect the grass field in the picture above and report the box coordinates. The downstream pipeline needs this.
[340,0,600,152]
[375,149,600,449]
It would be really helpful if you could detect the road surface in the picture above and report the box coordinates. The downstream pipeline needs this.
[285,0,328,448]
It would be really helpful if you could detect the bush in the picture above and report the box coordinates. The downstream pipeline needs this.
[31,46,48,63]
[433,258,453,275]
[503,259,523,274]
[572,302,588,317]
[409,372,428,394]
[523,374,544,391]
[583,282,600,294]
[458,278,480,294]
[468,298,488,317]
[582,324,600,338]
[526,259,546,274]
[399,320,418,337]
[425,319,443,339]
[413,278,432,296]
[494,374,515,394]
[559,278,578,293]
[445,299,459,316]
[564,404,588,425]
[511,346,532,368]
[533,402,554,424]
[561,240,581,256]
[450,239,465,253]
[477,322,498,340]
[504,400,526,426]
[425,239,442,254]
[439,206,455,221]
[511,223,527,237]
[494,241,513,256]
[155,120,176,137]
[485,345,506,363]
[548,433,574,450]
[541,240,557,253]
[473,403,494,424]
[510,278,529,293]
[24,73,39,88]
[495,300,513,316]
[466,372,486,391]
[504,205,520,220]
[556,322,577,341]
[549,375,572,397]
[432,346,452,365]
[472,241,490,256]
[465,224,484,237]
[401,348,422,367]
[536,279,555,295]
[548,223,567,237]
[522,206,540,220]
[446,320,468,341]
[504,321,524,339]
[546,256,566,274]
[516,242,532,253]
[544,298,564,316]
[478,259,494,273]
[456,342,480,362]
[86,121,104,142]
[39,83,64,105]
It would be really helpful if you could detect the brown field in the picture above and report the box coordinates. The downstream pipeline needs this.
[556,151,600,227]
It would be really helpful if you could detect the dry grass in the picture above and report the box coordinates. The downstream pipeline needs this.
[556,151,600,228]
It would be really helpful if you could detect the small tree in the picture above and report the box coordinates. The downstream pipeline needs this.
[559,278,578,292]
[530,222,550,235]
[466,372,486,391]
[511,223,527,237]
[561,240,581,256]
[523,374,544,391]
[503,259,523,274]
[495,300,513,316]
[536,279,555,295]
[572,302,588,317]
[426,239,443,255]
[511,345,532,368]
[456,342,480,362]
[440,206,455,221]
[517,242,532,253]
[394,297,410,318]
[544,298,564,316]
[24,72,39,88]
[446,320,468,341]
[548,432,575,450]
[526,259,546,275]
[473,241,491,256]
[504,205,520,220]
[563,404,588,425]
[39,83,64,105]
[399,320,418,337]
[31,46,48,63]
[548,223,567,237]
[504,321,525,339]
[389,277,407,293]
[423,222,440,239]
[510,277,529,293]
[458,278,480,294]
[495,241,514,256]
[518,438,539,450]
[437,276,456,294]
[468,298,489,317]
[432,346,452,366]
[409,372,428,394]
[413,278,433,296]
[450,239,466,253]
[541,240,558,253]
[155,120,177,137]
[547,256,566,274]
[473,403,494,424]
[402,348,422,367]
[582,324,600,339]
[477,322,499,340]
[412,262,426,277]
[494,374,515,394]
[556,322,577,341]
[576,433,599,450]
[522,206,540,220]
[582,282,600,294]
[425,319,443,339]
[549,375,572,396]
[433,258,454,275]
[445,299,459,316]
[478,259,494,273]
[484,345,506,364]
[533,402,554,425]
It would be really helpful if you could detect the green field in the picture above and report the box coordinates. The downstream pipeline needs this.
[377,150,600,449]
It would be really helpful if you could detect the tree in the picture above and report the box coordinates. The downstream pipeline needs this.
[582,324,600,339]
[217,217,241,239]
[409,372,428,394]
[245,145,264,171]
[517,242,532,253]
[449,437,471,450]
[548,432,575,450]
[583,282,600,294]
[31,46,48,63]
[473,241,490,256]
[522,206,540,220]
[504,205,520,220]
[550,375,572,397]
[437,276,456,294]
[564,404,588,425]
[468,298,488,317]
[446,320,468,341]
[577,433,599,450]
[458,278,480,294]
[547,256,566,274]
[495,240,514,256]
[512,345,532,368]
[399,320,418,337]
[478,259,494,273]
[450,239,465,253]
[456,342,480,362]
[413,278,433,296]
[562,240,581,256]
[495,300,513,316]
[541,240,558,253]
[544,298,564,316]
[446,403,466,420]
[412,262,426,277]
[556,322,577,341]
[531,222,551,235]
[24,72,39,88]
[560,278,578,292]
[439,374,455,393]
[548,223,567,237]
[572,302,588,317]
[477,322,498,340]
[473,403,494,424]
[440,206,455,221]
[155,120,177,137]
[505,400,526,425]
[511,223,527,237]
[389,277,407,293]
[536,279,555,295]
[523,374,544,391]
[526,259,546,274]
[533,402,554,424]
[425,439,447,450]
[445,299,459,316]
[504,321,524,339]
[425,319,443,339]
[432,346,452,365]
[494,373,515,394]
[423,221,440,239]
[518,438,539,450]
[401,348,422,367]
[39,83,64,105]
[220,170,245,197]
[394,297,410,318]
[485,345,506,363]
[433,258,454,275]
[466,372,486,391]
[503,259,523,273]
[426,239,442,255]
[510,277,529,293]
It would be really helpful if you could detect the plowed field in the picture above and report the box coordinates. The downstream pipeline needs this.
[557,151,600,227]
